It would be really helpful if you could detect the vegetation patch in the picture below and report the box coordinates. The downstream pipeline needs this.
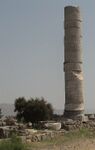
[27,128,95,149]
[0,128,95,150]
[0,135,27,150]
[14,97,53,123]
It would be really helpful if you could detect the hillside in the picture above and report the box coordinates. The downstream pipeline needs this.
[0,103,16,117]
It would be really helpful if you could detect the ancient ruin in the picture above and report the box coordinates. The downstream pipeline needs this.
[64,6,84,119]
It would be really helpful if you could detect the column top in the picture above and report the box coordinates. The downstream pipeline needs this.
[65,6,80,9]
[64,6,82,21]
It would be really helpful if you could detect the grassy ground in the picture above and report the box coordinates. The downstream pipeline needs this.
[0,128,95,150]
[27,128,95,149]
[0,135,27,150]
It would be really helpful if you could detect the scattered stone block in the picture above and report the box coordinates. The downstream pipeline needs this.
[45,122,61,130]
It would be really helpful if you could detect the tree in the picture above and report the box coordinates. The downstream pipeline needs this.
[14,97,53,123]
[0,108,2,118]
[14,97,26,121]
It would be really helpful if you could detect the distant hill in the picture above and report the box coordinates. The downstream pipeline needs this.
[0,103,94,117]
[54,109,63,115]
[0,103,64,117]
[0,103,16,117]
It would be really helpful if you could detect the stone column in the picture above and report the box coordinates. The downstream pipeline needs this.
[64,6,84,119]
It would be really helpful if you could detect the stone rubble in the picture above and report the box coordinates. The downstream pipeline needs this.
[0,115,95,142]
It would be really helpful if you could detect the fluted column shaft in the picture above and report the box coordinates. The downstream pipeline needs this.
[64,6,84,118]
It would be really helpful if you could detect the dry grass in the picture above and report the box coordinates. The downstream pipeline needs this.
[27,128,95,150]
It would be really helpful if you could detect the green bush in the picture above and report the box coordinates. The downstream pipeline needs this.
[0,135,27,150]
[14,97,53,123]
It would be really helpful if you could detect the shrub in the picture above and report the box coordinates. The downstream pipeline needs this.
[0,135,27,150]
[14,97,53,123]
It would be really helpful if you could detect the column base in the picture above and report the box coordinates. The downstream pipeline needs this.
[64,110,84,120]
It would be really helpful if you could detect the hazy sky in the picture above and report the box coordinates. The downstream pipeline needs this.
[0,0,95,111]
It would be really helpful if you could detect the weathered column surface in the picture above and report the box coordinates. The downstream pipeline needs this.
[64,6,84,119]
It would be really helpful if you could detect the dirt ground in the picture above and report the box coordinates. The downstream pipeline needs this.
[31,139,95,150]
[55,139,95,150]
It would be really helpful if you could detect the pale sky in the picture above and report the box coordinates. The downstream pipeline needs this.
[0,0,95,112]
